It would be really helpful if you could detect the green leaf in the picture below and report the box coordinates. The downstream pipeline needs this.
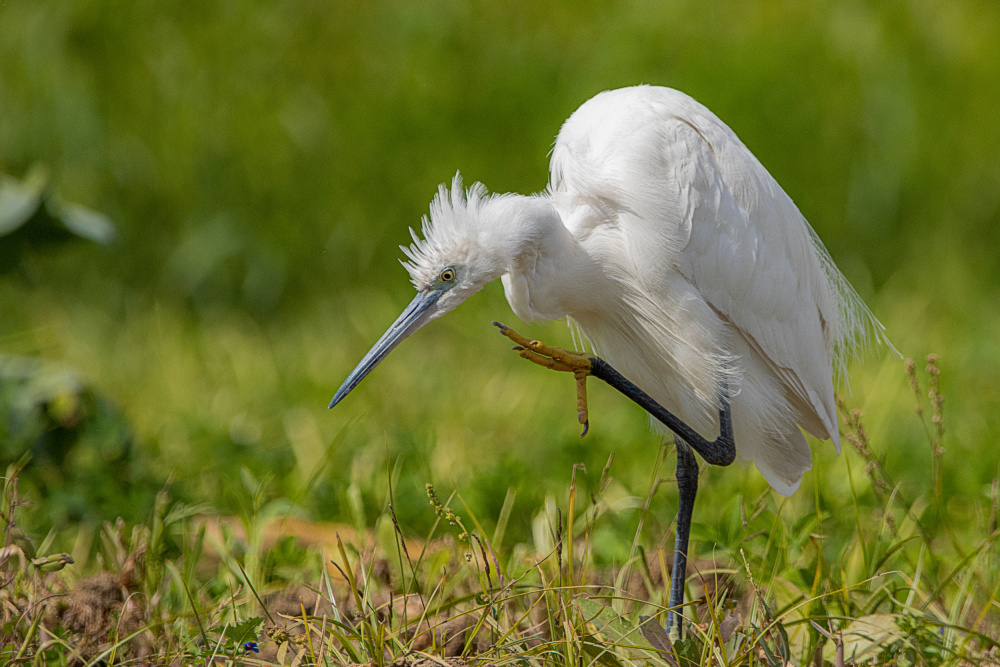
[223,616,264,645]
[671,639,703,667]
[0,169,46,236]
[0,167,117,274]
[31,552,75,572]
[58,202,116,245]
[577,597,674,666]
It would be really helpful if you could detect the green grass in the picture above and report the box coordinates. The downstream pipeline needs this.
[2,357,998,664]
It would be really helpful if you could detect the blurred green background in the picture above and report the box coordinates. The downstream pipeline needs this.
[2,0,999,557]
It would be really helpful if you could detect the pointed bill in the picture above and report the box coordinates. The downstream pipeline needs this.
[329,290,443,408]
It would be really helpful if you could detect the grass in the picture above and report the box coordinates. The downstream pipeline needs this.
[2,357,998,665]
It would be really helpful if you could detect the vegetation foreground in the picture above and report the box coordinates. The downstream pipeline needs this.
[1,357,998,666]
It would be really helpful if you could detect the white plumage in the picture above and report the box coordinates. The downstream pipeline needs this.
[340,84,886,497]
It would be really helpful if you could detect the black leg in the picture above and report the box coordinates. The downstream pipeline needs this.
[489,324,736,637]
[588,358,736,466]
[586,357,735,638]
[668,439,698,637]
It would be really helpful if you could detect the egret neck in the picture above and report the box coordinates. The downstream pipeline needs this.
[489,195,601,324]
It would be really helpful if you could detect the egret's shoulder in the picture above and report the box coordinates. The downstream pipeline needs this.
[567,85,699,116]
[558,86,717,141]
[550,86,737,198]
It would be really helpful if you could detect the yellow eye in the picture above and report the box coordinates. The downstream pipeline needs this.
[440,268,456,283]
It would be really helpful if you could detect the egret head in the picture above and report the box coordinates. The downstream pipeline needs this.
[329,175,508,408]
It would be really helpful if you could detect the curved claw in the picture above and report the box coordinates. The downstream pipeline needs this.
[494,319,595,436]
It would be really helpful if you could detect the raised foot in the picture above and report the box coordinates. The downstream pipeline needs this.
[492,321,593,436]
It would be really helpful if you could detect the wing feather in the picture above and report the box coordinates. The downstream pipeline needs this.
[550,86,884,459]
[672,108,843,447]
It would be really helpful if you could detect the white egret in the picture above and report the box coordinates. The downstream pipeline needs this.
[330,85,885,634]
